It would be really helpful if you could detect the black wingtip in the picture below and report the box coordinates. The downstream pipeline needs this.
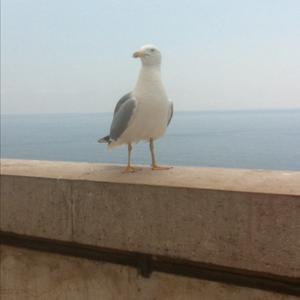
[98,135,110,143]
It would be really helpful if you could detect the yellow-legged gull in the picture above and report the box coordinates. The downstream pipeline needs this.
[99,45,173,173]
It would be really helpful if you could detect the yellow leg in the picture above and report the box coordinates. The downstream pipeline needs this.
[149,138,172,171]
[123,143,137,173]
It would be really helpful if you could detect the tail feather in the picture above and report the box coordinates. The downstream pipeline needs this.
[98,135,110,143]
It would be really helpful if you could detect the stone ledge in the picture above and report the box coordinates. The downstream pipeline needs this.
[1,159,300,195]
[1,159,299,279]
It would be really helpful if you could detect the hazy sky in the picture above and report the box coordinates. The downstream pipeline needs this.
[1,0,300,114]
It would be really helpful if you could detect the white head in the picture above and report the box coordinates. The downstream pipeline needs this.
[132,44,161,66]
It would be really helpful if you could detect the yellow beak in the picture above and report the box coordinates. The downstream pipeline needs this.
[133,51,143,58]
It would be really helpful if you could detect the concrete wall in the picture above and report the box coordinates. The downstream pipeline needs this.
[1,159,300,299]
[1,245,298,300]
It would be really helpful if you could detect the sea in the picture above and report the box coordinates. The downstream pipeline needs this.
[1,110,300,171]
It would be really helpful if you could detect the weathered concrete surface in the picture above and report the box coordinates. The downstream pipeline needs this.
[1,159,300,279]
[0,175,73,240]
[1,159,300,195]
[1,245,298,300]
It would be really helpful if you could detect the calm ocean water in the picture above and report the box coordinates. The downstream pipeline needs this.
[1,110,300,171]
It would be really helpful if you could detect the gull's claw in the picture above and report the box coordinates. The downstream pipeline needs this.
[151,165,173,171]
[123,166,140,173]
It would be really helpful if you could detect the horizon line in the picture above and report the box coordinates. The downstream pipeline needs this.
[1,107,300,117]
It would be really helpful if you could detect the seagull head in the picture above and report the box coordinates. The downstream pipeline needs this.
[133,45,161,66]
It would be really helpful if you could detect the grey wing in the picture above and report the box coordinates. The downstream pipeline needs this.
[167,101,173,126]
[109,92,136,141]
[113,92,131,115]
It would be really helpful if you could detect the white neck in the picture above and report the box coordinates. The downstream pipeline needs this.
[134,64,163,93]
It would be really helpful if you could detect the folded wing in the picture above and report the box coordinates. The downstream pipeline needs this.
[98,92,136,143]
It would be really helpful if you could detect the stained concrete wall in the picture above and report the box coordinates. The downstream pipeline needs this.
[1,159,300,299]
[1,245,298,300]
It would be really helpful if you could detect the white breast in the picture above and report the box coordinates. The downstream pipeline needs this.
[114,65,170,146]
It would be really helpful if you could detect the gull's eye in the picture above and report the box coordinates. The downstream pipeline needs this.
[150,48,155,52]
